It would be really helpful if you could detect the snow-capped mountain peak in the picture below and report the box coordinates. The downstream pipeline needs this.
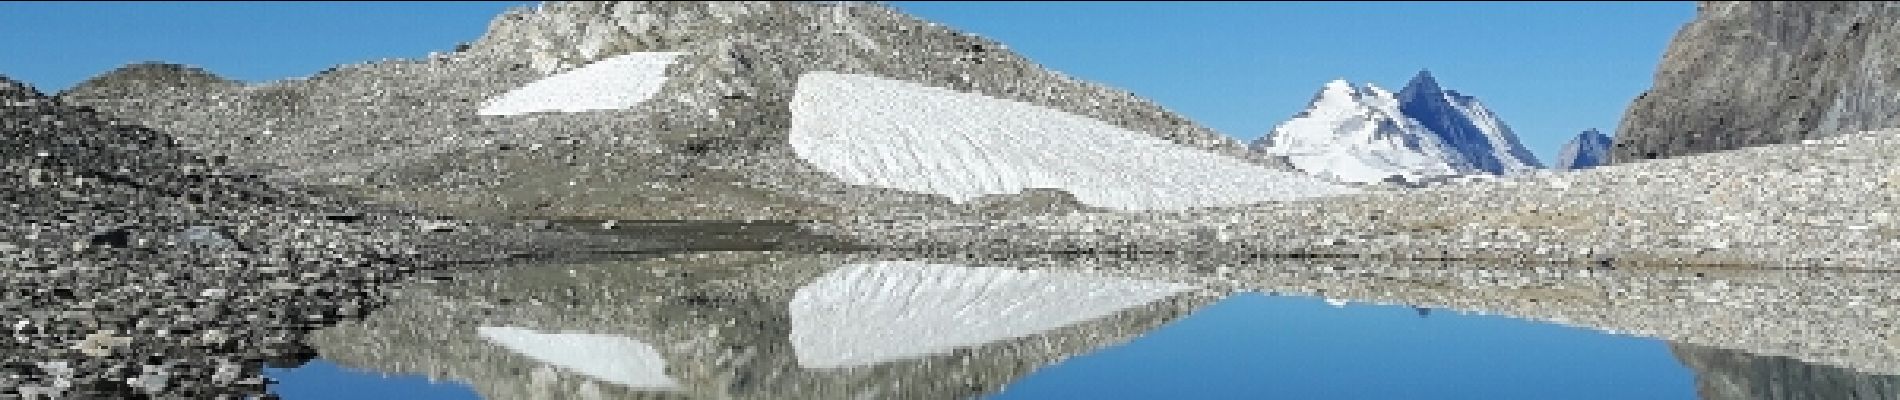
[1253,77,1470,184]
[1555,128,1613,170]
[1254,70,1544,184]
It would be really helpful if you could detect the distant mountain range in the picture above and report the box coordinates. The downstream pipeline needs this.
[1252,70,1545,184]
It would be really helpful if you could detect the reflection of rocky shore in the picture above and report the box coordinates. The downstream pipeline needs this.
[307,252,1900,398]
[308,252,1216,399]
[927,254,1900,380]
[1673,343,1900,400]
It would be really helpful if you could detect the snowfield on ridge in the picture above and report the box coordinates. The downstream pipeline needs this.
[790,72,1355,210]
[477,52,682,116]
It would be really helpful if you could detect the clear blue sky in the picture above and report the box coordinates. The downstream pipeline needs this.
[0,1,1693,161]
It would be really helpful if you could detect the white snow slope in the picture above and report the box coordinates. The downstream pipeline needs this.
[476,326,681,390]
[477,52,681,116]
[1253,80,1472,183]
[787,261,1196,369]
[789,72,1355,210]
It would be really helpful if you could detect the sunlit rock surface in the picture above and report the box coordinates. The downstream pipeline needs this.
[1614,1,1900,162]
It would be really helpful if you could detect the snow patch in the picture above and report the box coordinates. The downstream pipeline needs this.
[788,72,1354,210]
[788,261,1195,369]
[477,52,681,116]
[476,326,680,390]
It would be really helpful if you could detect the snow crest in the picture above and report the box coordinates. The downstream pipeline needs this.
[476,326,680,390]
[788,72,1353,210]
[477,52,681,116]
[787,261,1195,369]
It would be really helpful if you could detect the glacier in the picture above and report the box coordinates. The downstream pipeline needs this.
[788,72,1355,210]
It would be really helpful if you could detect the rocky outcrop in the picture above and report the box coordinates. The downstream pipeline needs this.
[62,1,1307,222]
[1613,1,1900,162]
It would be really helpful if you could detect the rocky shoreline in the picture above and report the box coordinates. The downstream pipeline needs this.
[0,75,676,398]
[819,129,1900,270]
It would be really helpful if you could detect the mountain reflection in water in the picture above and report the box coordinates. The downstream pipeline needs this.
[274,253,1900,399]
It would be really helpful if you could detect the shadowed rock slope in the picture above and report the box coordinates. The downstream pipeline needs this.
[1614,1,1900,162]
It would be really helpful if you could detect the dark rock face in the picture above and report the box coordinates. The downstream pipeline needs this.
[1613,1,1900,163]
[1672,343,1900,400]
[1397,70,1544,173]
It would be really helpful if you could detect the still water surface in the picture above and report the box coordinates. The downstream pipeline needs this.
[266,252,1900,399]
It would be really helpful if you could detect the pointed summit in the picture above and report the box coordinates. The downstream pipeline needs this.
[1399,69,1443,100]
[1555,128,1614,170]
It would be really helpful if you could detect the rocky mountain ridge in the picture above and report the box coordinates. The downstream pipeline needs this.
[62,1,1334,222]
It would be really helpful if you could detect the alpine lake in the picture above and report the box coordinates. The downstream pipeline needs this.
[260,222,1900,400]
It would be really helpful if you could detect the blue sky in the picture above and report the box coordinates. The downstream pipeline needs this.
[0,1,1693,161]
